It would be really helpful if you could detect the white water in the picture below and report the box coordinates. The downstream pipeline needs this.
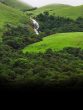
[30,18,39,35]
[34,28,39,35]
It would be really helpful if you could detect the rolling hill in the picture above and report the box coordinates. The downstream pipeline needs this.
[0,0,32,11]
[23,32,83,53]
[0,2,29,37]
[27,4,83,19]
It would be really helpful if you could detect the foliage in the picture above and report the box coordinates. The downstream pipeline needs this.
[0,43,83,88]
[2,23,42,49]
[36,12,83,36]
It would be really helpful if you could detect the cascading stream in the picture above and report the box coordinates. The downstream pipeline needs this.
[30,17,39,35]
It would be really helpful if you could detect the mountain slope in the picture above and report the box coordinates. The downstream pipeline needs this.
[0,0,32,11]
[23,32,83,53]
[0,2,28,37]
[27,4,83,19]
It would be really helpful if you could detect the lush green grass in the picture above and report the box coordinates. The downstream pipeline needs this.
[0,0,32,11]
[0,2,29,37]
[23,32,83,53]
[27,4,83,19]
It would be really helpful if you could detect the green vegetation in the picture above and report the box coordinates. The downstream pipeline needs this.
[0,19,83,89]
[3,24,41,49]
[0,44,83,88]
[0,1,83,89]
[1,22,83,89]
[0,2,29,37]
[0,0,32,11]
[36,12,83,36]
[0,2,28,27]
[27,4,83,19]
[23,32,83,53]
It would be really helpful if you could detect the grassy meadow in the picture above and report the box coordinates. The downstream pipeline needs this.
[0,0,32,11]
[0,2,29,38]
[27,4,83,19]
[23,32,83,53]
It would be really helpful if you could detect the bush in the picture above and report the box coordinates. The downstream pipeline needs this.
[3,23,42,49]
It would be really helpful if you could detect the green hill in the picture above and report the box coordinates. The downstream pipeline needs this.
[0,0,32,11]
[27,4,83,19]
[23,32,83,53]
[0,2,29,37]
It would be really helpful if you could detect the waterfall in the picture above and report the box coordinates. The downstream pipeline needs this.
[30,17,39,35]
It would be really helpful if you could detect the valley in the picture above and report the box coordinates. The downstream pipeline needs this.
[0,0,83,90]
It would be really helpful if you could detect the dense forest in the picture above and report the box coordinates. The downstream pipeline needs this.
[0,42,83,88]
[36,12,83,36]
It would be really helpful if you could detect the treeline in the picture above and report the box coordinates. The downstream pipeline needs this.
[36,12,83,36]
[24,7,37,12]
[0,41,83,88]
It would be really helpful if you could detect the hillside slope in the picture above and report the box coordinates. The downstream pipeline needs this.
[27,4,83,19]
[0,0,32,11]
[23,32,83,53]
[0,2,28,37]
